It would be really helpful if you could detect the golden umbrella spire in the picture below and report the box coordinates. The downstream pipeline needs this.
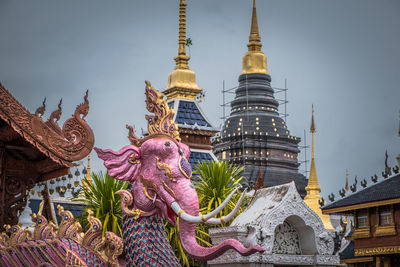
[304,105,334,230]
[176,0,189,69]
[248,0,262,51]
[242,0,268,74]
[163,0,201,101]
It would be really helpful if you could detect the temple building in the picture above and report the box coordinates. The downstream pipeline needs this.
[163,0,218,169]
[304,106,334,230]
[0,83,94,229]
[322,120,400,266]
[212,0,307,196]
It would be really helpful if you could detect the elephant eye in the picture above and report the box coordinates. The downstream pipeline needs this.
[178,148,184,156]
[165,141,171,147]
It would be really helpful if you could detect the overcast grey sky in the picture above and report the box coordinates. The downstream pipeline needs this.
[1,0,399,199]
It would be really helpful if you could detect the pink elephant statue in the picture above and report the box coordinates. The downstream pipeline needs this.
[95,81,265,265]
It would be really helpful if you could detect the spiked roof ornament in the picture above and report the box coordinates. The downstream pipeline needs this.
[128,81,180,146]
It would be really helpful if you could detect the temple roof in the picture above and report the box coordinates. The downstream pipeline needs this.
[169,99,216,131]
[0,83,94,180]
[188,149,215,170]
[322,173,400,213]
[339,241,354,260]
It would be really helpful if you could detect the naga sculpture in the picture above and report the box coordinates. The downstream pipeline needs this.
[0,205,123,266]
[95,81,265,265]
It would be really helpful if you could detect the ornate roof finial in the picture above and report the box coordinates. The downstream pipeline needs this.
[128,81,180,146]
[345,169,349,192]
[35,97,46,118]
[163,0,201,101]
[176,0,189,69]
[304,105,334,230]
[242,0,268,74]
[310,104,316,134]
[398,109,400,137]
[254,168,265,190]
[249,0,261,51]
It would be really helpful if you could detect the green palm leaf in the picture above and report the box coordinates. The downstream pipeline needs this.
[72,171,127,237]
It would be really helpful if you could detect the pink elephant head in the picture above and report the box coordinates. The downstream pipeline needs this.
[95,81,264,261]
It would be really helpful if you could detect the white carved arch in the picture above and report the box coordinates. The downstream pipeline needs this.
[259,183,334,255]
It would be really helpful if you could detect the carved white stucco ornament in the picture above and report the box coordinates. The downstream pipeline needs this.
[209,182,341,266]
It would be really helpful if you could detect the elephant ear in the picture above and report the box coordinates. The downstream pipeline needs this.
[94,145,141,181]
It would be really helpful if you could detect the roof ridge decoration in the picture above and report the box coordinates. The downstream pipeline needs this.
[163,0,202,101]
[0,83,94,167]
[127,81,180,146]
[0,204,123,266]
[242,0,268,74]
[324,168,400,209]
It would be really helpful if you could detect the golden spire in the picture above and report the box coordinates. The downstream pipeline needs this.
[85,154,92,182]
[306,104,319,189]
[249,0,261,51]
[345,169,349,192]
[304,105,334,230]
[163,0,201,101]
[242,0,268,75]
[82,154,92,188]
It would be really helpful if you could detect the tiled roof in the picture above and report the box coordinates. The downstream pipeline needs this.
[340,241,354,260]
[175,100,211,127]
[189,151,214,170]
[322,173,400,210]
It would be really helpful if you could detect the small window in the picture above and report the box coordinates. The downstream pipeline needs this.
[222,151,226,160]
[379,206,392,226]
[357,209,368,228]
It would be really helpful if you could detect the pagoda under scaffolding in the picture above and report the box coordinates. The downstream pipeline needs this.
[212,0,307,196]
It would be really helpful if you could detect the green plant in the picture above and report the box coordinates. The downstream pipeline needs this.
[194,161,248,223]
[72,171,127,237]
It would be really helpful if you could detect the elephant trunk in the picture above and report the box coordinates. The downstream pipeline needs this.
[178,217,265,261]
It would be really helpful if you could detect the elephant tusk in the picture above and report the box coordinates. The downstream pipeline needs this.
[170,186,241,223]
[153,194,157,203]
[204,188,247,225]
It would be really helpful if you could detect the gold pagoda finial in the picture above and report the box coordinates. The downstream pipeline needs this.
[310,104,316,134]
[176,0,189,69]
[304,105,334,230]
[163,0,201,101]
[82,154,92,188]
[85,154,92,182]
[345,169,349,192]
[249,0,261,51]
[242,0,268,74]
[306,105,319,190]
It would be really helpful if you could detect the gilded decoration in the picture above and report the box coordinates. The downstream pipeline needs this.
[355,245,400,256]
[127,81,180,146]
[0,205,123,266]
[242,0,268,75]
[116,189,147,219]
